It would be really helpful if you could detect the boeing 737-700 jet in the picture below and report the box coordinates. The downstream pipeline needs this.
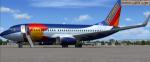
[0,0,150,48]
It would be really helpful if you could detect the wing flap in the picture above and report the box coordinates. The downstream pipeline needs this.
[74,30,117,41]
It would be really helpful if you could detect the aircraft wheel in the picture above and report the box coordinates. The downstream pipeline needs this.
[62,44,68,48]
[18,41,23,48]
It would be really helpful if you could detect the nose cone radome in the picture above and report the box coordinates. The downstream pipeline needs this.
[0,33,2,37]
[0,32,4,37]
[0,31,12,40]
[0,31,9,38]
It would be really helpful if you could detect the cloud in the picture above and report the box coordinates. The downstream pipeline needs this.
[144,11,150,17]
[0,27,4,33]
[122,28,149,35]
[0,6,15,13]
[30,0,113,8]
[62,22,66,24]
[13,13,31,20]
[63,15,92,24]
[125,18,132,21]
[122,28,150,39]
[147,22,150,27]
[0,6,31,20]
[75,15,92,21]
[0,26,7,41]
[103,28,150,40]
[64,17,68,21]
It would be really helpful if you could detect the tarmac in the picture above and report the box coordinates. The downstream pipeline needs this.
[0,46,150,62]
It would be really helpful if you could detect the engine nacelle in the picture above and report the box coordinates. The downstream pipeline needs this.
[60,37,77,45]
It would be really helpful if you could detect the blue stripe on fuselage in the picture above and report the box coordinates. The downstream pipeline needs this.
[1,24,92,36]
[45,24,92,28]
[18,24,93,28]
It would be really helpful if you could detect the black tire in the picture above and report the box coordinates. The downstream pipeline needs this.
[18,41,23,48]
[62,44,68,48]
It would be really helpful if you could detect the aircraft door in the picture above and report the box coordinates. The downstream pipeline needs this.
[21,25,26,33]
[21,25,29,34]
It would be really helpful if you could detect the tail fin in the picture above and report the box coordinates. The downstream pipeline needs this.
[100,0,121,27]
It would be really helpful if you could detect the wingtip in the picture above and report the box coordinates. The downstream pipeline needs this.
[143,14,150,26]
[146,14,150,18]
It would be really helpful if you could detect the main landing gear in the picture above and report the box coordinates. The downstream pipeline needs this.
[61,42,83,48]
[62,44,69,48]
[17,41,23,48]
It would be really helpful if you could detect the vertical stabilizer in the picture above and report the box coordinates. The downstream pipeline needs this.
[100,0,122,27]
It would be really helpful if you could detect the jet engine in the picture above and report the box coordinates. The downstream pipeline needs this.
[60,37,77,45]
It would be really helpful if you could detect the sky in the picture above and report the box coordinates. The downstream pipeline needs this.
[0,0,150,40]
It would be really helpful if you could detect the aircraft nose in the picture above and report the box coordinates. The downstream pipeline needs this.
[0,30,9,37]
[0,31,5,37]
[0,32,2,36]
[0,30,12,40]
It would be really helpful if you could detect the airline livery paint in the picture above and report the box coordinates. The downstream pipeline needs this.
[0,0,149,47]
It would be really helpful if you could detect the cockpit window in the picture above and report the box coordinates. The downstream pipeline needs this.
[9,25,21,31]
[9,28,16,31]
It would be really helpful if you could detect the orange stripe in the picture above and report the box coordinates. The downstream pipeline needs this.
[107,3,120,25]
[110,7,121,26]
[114,18,119,27]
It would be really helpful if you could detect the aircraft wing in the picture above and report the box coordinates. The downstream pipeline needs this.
[74,15,150,41]
[74,30,118,41]
[114,15,150,31]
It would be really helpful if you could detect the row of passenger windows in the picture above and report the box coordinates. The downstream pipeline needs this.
[32,29,103,32]
[9,28,103,32]
[56,29,101,32]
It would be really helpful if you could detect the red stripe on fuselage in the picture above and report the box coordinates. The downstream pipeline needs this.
[28,23,48,32]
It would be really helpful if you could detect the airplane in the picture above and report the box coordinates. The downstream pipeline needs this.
[0,0,150,48]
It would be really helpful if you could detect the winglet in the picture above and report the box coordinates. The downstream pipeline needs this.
[113,15,150,31]
[142,15,150,26]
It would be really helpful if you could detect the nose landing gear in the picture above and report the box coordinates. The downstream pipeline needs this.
[17,41,23,48]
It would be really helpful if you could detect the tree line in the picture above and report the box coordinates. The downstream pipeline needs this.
[95,39,150,45]
[0,39,150,45]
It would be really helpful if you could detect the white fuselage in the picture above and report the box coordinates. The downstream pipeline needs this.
[1,25,114,41]
[44,25,113,38]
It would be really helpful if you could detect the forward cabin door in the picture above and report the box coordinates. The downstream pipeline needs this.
[21,25,30,36]
[21,25,26,33]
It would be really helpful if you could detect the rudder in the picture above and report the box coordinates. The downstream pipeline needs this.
[100,0,122,27]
